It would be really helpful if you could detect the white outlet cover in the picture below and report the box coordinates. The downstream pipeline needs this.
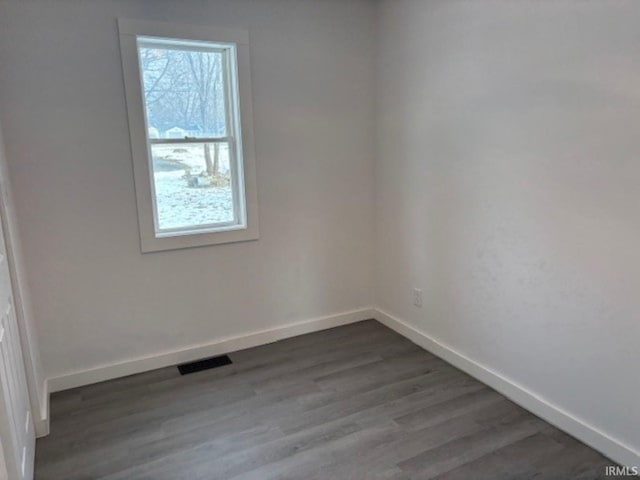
[413,288,423,307]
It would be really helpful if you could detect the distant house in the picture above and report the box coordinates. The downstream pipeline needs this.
[165,125,202,139]
[165,127,188,139]
[148,127,160,139]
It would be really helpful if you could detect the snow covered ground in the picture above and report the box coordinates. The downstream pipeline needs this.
[150,144,234,231]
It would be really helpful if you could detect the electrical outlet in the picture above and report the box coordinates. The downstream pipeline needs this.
[413,288,423,308]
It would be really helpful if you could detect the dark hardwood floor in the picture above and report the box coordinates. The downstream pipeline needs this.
[35,320,619,479]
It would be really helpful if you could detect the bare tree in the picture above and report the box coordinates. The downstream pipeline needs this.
[185,51,223,177]
[141,46,226,178]
[140,49,178,106]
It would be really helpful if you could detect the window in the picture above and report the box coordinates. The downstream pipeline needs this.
[119,20,259,252]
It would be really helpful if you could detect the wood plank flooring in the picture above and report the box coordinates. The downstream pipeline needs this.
[35,320,620,479]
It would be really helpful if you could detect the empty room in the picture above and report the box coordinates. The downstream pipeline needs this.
[0,0,638,478]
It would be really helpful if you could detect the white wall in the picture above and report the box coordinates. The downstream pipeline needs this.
[376,0,640,464]
[0,0,376,381]
[0,122,46,434]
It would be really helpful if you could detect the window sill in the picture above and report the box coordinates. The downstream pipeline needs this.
[140,223,259,253]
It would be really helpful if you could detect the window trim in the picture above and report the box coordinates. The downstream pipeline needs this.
[118,19,259,252]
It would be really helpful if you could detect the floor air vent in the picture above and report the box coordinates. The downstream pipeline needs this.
[178,355,233,375]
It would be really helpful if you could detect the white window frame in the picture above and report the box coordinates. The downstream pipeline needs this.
[118,19,259,252]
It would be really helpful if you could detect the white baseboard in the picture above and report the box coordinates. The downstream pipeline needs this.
[374,307,640,470]
[34,379,49,437]
[43,304,639,469]
[47,307,376,394]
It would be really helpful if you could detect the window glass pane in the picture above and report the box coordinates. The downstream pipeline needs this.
[139,45,227,138]
[150,142,234,232]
